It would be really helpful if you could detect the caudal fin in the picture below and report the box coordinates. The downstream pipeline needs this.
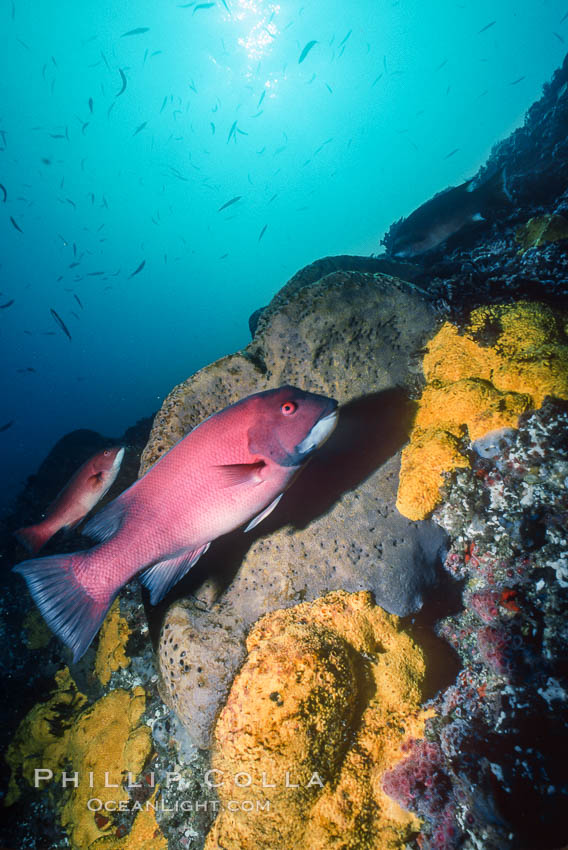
[13,553,115,662]
[14,522,55,554]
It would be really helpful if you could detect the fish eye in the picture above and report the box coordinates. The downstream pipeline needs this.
[103,449,110,456]
[281,401,297,416]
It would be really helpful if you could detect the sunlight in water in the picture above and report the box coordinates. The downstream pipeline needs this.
[236,0,280,62]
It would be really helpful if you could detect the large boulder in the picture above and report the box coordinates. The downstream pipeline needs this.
[142,269,447,747]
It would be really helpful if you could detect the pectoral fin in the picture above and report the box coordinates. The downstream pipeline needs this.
[140,543,211,604]
[244,493,284,532]
[88,472,104,489]
[214,461,266,487]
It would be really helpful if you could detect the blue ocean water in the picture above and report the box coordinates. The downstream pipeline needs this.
[0,0,565,514]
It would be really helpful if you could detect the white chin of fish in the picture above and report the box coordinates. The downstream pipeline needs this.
[112,448,125,471]
[296,410,338,456]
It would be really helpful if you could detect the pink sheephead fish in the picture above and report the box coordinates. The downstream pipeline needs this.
[15,446,125,553]
[14,386,338,662]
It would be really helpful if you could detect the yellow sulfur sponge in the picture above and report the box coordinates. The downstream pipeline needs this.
[397,302,568,520]
[205,590,428,850]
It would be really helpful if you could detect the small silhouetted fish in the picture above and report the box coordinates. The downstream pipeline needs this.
[553,31,565,43]
[258,90,266,108]
[10,216,22,233]
[0,299,15,308]
[50,308,72,341]
[258,224,267,241]
[561,9,568,23]
[74,294,84,309]
[268,193,277,203]
[227,120,237,143]
[299,40,317,63]
[218,195,241,212]
[193,2,215,12]
[444,148,460,159]
[117,69,127,97]
[17,367,36,373]
[0,183,7,202]
[478,20,496,33]
[371,73,383,86]
[121,27,150,36]
[339,29,352,47]
[129,260,146,278]
[314,137,333,155]
[510,76,525,85]
[133,122,147,136]
[0,421,14,432]
[88,97,93,113]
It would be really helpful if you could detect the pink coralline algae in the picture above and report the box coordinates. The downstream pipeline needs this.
[382,740,461,850]
[468,589,500,623]
[477,625,514,677]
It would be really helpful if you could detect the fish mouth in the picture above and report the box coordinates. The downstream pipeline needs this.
[295,406,339,457]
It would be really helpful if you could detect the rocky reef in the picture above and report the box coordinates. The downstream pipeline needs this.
[385,53,568,310]
[384,399,568,850]
[3,53,568,850]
